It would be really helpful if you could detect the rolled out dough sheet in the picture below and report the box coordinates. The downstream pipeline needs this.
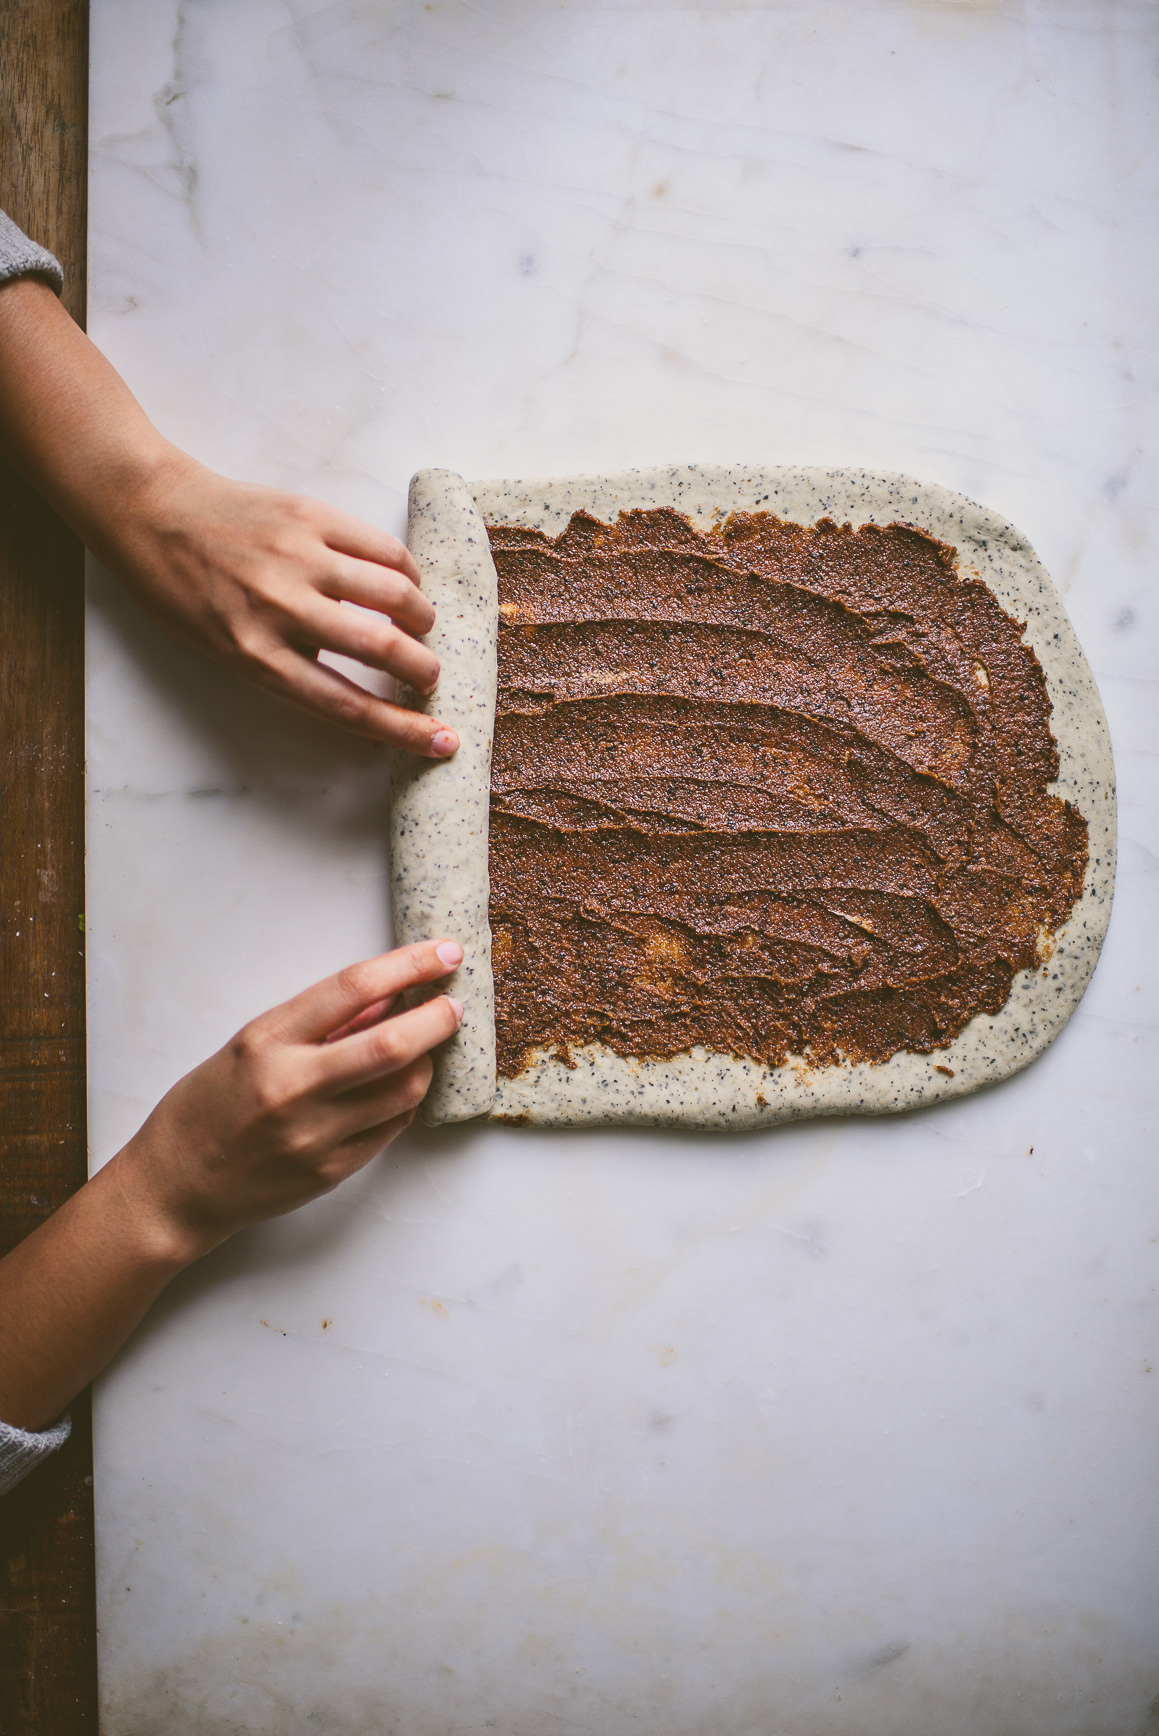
[391,465,1115,1130]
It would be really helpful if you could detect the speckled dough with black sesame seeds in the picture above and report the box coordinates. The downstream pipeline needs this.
[390,470,497,1123]
[391,465,1115,1129]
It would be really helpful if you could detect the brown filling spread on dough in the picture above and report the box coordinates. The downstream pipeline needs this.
[486,508,1089,1079]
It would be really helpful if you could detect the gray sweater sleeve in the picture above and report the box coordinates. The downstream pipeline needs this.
[0,1413,72,1494]
[0,207,64,293]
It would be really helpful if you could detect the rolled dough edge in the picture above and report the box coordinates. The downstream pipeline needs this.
[389,469,498,1123]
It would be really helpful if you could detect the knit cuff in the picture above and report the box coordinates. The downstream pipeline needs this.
[0,1411,72,1496]
[0,208,64,295]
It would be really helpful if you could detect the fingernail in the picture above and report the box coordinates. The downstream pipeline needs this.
[431,728,458,757]
[436,940,463,968]
[448,997,464,1025]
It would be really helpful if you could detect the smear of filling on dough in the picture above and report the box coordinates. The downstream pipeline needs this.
[485,508,1089,1078]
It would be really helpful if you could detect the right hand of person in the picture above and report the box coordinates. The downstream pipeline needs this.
[111,938,464,1264]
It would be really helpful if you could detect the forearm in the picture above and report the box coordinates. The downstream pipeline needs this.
[0,1155,193,1432]
[0,276,180,557]
[0,940,460,1433]
[0,276,454,751]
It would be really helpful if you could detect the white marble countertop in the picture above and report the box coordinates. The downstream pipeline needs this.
[86,3,1158,1731]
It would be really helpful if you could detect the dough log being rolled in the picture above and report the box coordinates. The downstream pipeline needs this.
[389,469,499,1123]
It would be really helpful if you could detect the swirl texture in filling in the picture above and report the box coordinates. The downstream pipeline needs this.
[486,508,1089,1079]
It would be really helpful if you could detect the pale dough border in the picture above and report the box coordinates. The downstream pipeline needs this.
[390,470,497,1122]
[396,465,1116,1129]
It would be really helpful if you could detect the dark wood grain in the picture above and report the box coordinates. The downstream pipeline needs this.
[0,3,96,1732]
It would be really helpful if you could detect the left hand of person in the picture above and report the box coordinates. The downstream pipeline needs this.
[0,275,459,755]
[107,453,459,754]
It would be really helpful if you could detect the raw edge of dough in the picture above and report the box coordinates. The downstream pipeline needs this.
[469,463,1116,1129]
[389,469,498,1123]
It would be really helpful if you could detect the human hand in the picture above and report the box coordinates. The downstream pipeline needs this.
[0,938,464,1431]
[0,280,456,753]
[112,938,464,1265]
[106,452,458,755]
